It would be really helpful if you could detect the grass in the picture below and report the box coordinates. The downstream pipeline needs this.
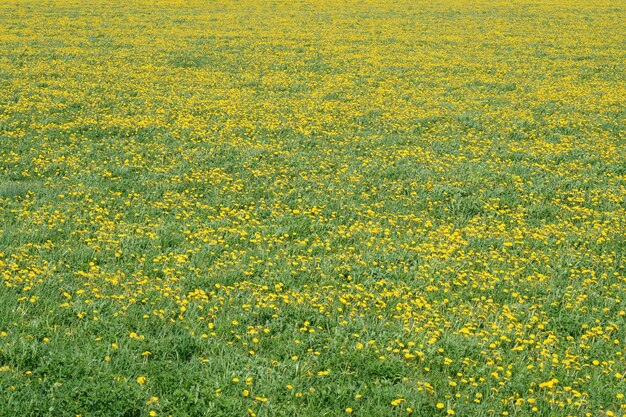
[1,0,626,416]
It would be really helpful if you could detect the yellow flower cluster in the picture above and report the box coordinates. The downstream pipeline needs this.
[0,0,625,416]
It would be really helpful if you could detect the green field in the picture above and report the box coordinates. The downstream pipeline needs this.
[1,0,626,416]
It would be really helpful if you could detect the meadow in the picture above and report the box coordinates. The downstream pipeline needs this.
[1,0,625,416]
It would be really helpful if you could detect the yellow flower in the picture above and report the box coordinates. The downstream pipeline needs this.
[391,398,405,407]
[538,378,558,389]
[136,376,146,385]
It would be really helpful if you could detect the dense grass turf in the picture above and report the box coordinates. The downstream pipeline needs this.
[1,0,626,416]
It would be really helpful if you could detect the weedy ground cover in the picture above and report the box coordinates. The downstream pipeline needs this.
[0,0,625,416]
